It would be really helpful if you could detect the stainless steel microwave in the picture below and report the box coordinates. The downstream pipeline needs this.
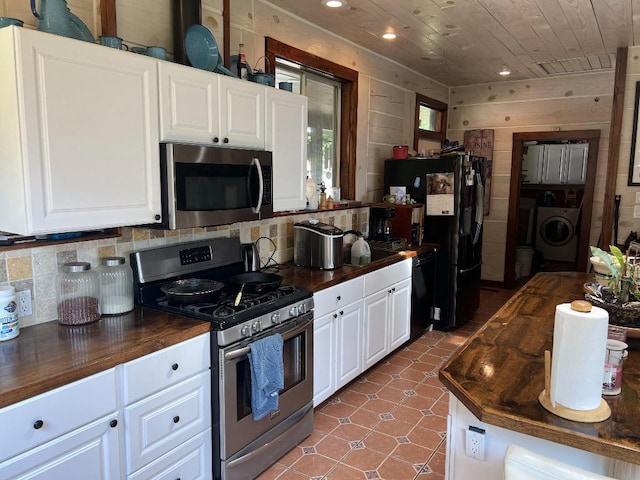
[159,143,273,229]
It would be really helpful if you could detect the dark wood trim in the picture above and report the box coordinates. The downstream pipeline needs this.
[602,47,628,248]
[480,279,506,289]
[223,0,230,68]
[413,93,447,150]
[265,37,359,200]
[504,130,601,288]
[100,0,117,36]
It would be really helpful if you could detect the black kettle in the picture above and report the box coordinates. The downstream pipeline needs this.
[241,243,260,272]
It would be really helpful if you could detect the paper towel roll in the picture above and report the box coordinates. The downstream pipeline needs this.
[550,303,608,410]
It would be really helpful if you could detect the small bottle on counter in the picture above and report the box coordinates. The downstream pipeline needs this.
[237,43,249,80]
[57,262,101,325]
[0,285,19,341]
[318,182,327,209]
[98,257,134,315]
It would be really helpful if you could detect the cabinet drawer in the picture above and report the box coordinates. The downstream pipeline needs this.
[314,276,363,317]
[0,413,120,479]
[124,371,211,474]
[128,428,212,480]
[121,333,210,404]
[364,259,412,297]
[0,368,117,463]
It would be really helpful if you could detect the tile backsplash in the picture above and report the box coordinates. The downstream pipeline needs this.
[0,208,368,327]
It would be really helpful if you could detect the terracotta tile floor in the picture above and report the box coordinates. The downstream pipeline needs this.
[258,285,518,480]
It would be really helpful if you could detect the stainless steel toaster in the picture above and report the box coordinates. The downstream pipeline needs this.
[294,220,344,270]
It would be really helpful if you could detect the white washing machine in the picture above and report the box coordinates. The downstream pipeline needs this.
[535,207,580,262]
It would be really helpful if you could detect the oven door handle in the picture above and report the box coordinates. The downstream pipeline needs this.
[250,157,264,214]
[224,317,312,361]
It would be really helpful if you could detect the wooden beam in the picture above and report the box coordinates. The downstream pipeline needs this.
[223,0,230,68]
[601,47,628,248]
[100,0,117,36]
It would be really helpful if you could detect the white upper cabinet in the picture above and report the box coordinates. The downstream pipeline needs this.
[159,62,266,149]
[521,145,544,184]
[563,144,589,184]
[0,27,162,235]
[541,144,567,184]
[267,88,308,211]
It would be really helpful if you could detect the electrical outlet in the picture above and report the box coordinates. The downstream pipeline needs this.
[16,290,32,317]
[635,192,640,204]
[465,426,486,460]
[634,205,640,219]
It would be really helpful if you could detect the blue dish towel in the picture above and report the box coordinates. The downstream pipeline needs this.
[248,333,284,421]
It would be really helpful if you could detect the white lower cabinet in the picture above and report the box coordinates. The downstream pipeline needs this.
[121,333,212,477]
[0,369,120,479]
[0,333,212,480]
[313,260,413,406]
[363,260,412,370]
[313,277,364,406]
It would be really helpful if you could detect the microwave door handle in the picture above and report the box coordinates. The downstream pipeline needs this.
[250,157,264,214]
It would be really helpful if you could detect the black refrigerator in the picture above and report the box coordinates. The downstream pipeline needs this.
[384,154,485,330]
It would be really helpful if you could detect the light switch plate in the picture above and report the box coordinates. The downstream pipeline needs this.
[634,205,640,218]
[635,192,640,204]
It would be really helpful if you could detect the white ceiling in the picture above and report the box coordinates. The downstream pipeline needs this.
[267,0,636,86]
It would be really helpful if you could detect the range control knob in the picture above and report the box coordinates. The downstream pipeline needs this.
[241,325,252,337]
[289,306,299,317]
[298,303,306,314]
[252,321,262,332]
[271,312,281,324]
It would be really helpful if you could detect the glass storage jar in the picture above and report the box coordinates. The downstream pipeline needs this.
[98,256,134,315]
[56,262,101,325]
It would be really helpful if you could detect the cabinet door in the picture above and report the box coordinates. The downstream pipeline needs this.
[313,312,337,407]
[218,77,266,148]
[541,145,565,184]
[363,289,390,369]
[564,144,588,184]
[521,145,543,184]
[336,300,364,388]
[0,414,121,479]
[389,278,412,351]
[267,88,308,211]
[158,62,219,144]
[9,29,161,234]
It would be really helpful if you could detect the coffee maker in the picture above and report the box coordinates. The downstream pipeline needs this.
[369,207,396,242]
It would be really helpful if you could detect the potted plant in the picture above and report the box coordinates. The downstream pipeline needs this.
[588,245,640,326]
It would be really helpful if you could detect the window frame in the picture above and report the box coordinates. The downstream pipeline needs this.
[414,94,448,150]
[266,37,358,200]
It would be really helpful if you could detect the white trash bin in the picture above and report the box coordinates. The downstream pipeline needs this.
[516,246,535,277]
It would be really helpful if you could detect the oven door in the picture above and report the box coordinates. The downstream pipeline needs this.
[162,143,273,229]
[220,314,313,460]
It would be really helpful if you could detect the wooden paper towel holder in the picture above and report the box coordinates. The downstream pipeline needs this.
[539,350,611,422]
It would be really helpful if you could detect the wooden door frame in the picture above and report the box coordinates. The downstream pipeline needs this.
[504,130,601,289]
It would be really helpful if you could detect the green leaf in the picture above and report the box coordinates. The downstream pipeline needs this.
[590,246,620,276]
[610,245,626,276]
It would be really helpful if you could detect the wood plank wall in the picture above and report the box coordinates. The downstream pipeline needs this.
[447,72,614,282]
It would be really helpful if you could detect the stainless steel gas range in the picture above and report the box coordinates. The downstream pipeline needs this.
[131,237,314,480]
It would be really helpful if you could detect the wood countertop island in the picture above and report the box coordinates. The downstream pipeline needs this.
[439,271,640,470]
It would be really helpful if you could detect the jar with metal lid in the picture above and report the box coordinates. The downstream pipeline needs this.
[56,262,100,325]
[98,256,134,315]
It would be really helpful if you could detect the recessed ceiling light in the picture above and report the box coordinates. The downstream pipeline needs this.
[499,65,511,76]
[382,32,397,40]
[322,0,345,7]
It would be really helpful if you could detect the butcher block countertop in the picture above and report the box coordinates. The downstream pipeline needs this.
[0,309,211,409]
[270,243,437,292]
[0,244,435,410]
[439,271,640,465]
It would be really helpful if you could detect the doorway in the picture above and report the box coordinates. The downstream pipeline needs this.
[504,130,600,289]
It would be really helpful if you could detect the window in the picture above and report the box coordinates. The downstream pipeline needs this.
[414,94,447,150]
[275,63,341,192]
[266,38,358,200]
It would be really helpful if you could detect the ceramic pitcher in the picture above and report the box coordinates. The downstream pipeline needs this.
[31,0,73,37]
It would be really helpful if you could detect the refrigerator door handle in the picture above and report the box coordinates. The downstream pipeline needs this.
[459,262,482,274]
